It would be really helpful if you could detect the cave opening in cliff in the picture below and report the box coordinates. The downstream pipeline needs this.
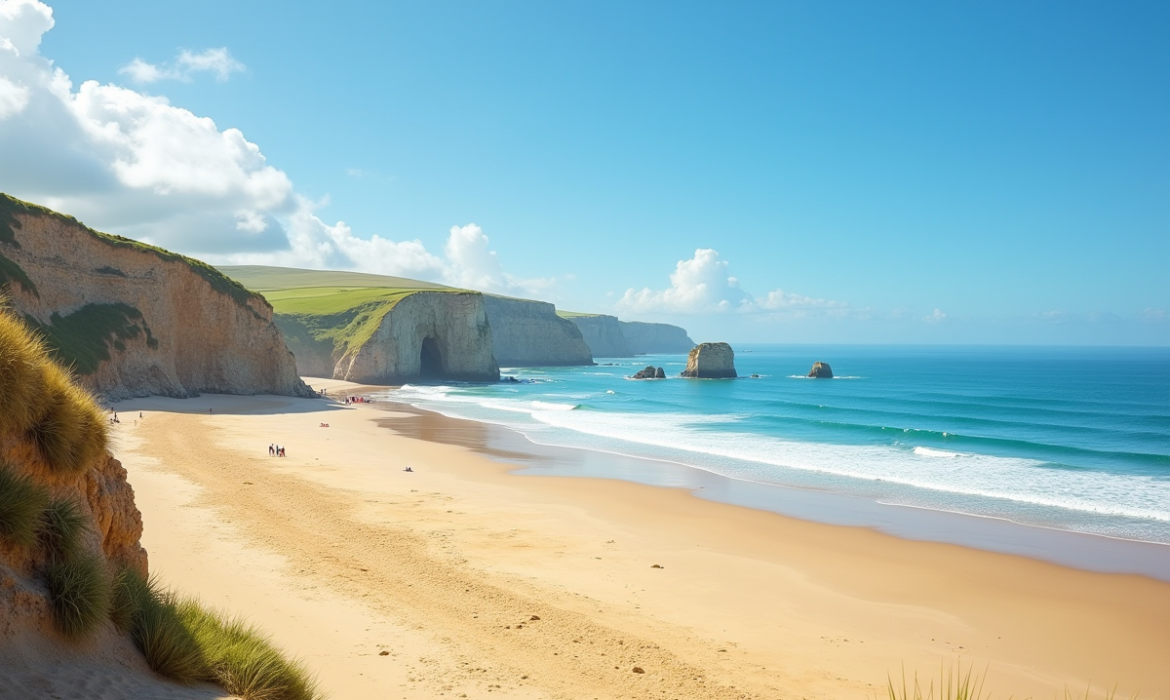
[419,336,444,378]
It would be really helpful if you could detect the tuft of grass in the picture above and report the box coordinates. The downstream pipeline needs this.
[38,498,88,561]
[179,600,320,700]
[26,363,108,474]
[0,466,50,547]
[123,572,209,683]
[0,301,50,436]
[883,661,989,700]
[44,554,111,638]
[116,571,320,698]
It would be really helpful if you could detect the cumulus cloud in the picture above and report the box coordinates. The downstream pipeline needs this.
[618,248,847,317]
[119,48,245,84]
[924,308,947,323]
[0,0,543,292]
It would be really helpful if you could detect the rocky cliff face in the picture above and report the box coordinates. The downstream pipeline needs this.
[0,194,312,400]
[287,291,501,384]
[567,315,632,358]
[484,296,593,367]
[619,321,695,354]
[680,342,737,379]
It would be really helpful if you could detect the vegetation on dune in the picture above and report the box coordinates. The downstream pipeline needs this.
[0,300,51,435]
[26,302,158,375]
[115,570,319,699]
[880,663,1140,700]
[0,466,50,548]
[45,554,112,638]
[26,362,109,474]
[38,498,89,562]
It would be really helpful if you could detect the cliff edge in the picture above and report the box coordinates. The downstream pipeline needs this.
[562,314,632,358]
[484,295,593,367]
[0,194,312,400]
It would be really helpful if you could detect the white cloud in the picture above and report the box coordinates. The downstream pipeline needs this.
[924,308,947,323]
[0,0,545,293]
[0,76,29,118]
[618,248,847,317]
[119,47,245,84]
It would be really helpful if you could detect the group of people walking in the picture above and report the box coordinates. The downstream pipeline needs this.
[268,444,286,457]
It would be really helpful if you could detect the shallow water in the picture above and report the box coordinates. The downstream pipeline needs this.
[379,345,1170,546]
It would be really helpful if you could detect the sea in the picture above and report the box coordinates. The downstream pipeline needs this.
[379,345,1170,562]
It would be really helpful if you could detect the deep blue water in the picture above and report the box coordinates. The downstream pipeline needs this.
[384,345,1170,544]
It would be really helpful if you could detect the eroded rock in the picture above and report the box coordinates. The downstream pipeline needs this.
[680,343,737,379]
[808,362,833,379]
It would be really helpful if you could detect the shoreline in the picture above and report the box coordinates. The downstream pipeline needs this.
[108,382,1170,699]
[370,390,1170,582]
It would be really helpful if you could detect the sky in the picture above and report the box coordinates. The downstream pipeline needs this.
[0,0,1166,344]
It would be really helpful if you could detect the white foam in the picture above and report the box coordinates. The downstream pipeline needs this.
[913,446,965,458]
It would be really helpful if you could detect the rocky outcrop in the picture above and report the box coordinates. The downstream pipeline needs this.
[0,194,312,400]
[565,314,632,358]
[283,291,500,384]
[483,296,593,367]
[680,342,737,379]
[619,322,695,354]
[631,366,666,380]
[808,362,833,379]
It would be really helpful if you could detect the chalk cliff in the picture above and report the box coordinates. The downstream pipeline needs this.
[483,296,593,367]
[565,314,632,358]
[277,291,500,384]
[681,342,737,379]
[0,194,312,400]
[619,321,695,354]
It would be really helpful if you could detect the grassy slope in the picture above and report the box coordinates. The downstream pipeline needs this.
[556,310,603,318]
[218,264,451,292]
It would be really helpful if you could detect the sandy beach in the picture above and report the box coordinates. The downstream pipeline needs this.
[108,381,1170,700]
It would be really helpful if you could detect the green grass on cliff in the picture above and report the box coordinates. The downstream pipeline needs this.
[218,264,451,292]
[25,302,158,376]
[265,286,462,356]
[556,310,602,318]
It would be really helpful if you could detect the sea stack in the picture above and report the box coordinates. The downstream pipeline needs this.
[631,366,667,379]
[808,361,833,378]
[680,342,737,379]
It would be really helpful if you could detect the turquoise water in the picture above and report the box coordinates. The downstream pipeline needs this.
[384,345,1170,544]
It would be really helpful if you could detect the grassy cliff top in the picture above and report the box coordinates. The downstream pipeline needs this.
[0,193,258,309]
[556,310,604,319]
[217,265,452,292]
[262,284,466,356]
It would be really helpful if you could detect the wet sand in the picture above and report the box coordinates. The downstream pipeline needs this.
[109,380,1170,700]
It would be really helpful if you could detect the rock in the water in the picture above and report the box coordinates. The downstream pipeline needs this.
[680,342,737,379]
[631,366,665,379]
[808,361,833,379]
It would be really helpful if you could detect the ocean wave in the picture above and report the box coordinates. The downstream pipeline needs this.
[912,446,965,458]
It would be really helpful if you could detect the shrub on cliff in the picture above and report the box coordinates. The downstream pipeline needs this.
[0,300,50,435]
[45,554,112,638]
[0,466,49,547]
[27,362,108,474]
[38,498,88,561]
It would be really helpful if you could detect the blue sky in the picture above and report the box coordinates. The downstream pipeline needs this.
[1,1,1167,343]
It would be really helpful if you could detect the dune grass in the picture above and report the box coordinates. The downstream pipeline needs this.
[26,363,109,474]
[0,300,51,436]
[115,570,320,699]
[0,466,49,547]
[38,498,88,561]
[45,554,111,638]
[883,662,989,700]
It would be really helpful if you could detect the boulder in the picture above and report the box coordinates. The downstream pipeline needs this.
[680,343,737,379]
[808,361,833,379]
[631,366,662,380]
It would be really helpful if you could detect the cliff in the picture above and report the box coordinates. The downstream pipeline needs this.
[272,288,500,384]
[681,342,737,379]
[619,321,695,354]
[562,314,633,358]
[483,295,593,367]
[0,194,313,400]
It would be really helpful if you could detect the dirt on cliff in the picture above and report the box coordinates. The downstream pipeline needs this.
[0,193,312,401]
